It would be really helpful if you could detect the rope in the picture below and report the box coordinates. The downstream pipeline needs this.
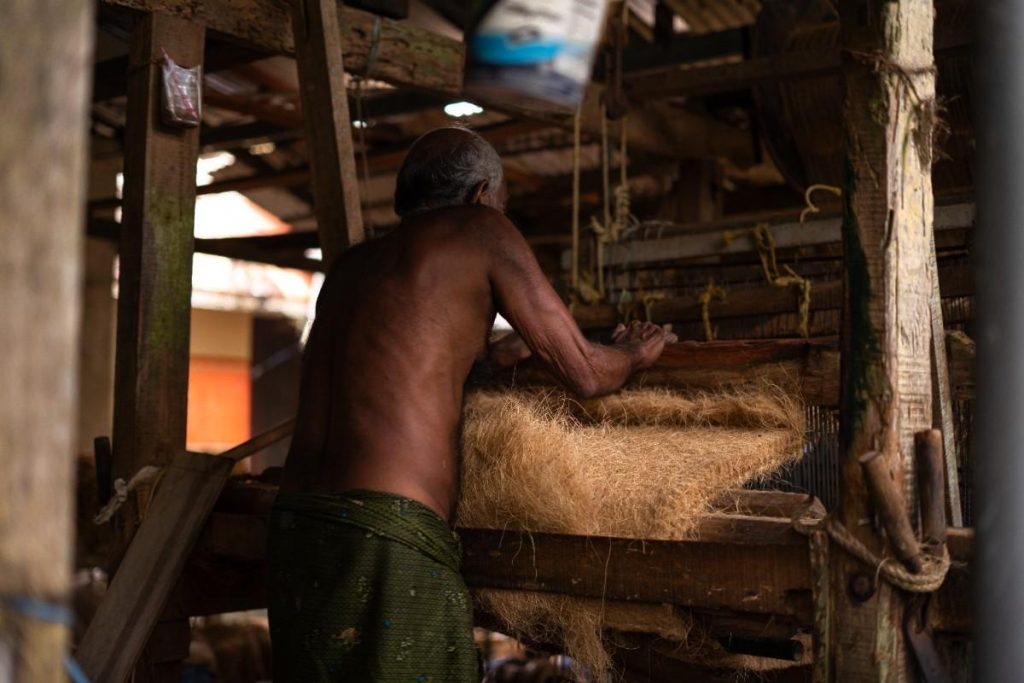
[800,184,842,224]
[697,280,726,341]
[751,223,813,338]
[93,465,163,524]
[365,16,382,77]
[792,503,951,593]
[570,106,582,301]
[641,291,666,323]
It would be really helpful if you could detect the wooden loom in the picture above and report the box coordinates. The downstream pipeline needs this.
[66,0,973,681]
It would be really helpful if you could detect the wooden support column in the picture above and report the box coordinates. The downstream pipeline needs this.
[0,0,94,678]
[291,0,365,268]
[109,11,203,682]
[77,238,117,454]
[832,0,937,681]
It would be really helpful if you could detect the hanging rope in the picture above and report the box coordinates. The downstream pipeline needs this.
[570,105,582,304]
[698,280,727,341]
[752,224,813,338]
[800,183,843,223]
[792,501,951,593]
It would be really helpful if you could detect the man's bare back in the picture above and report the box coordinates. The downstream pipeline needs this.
[280,132,673,522]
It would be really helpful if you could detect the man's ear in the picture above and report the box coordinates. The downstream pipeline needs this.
[467,180,490,205]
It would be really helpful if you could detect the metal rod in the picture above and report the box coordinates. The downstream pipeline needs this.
[975,2,1024,679]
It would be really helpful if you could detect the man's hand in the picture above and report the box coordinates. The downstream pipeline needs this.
[612,321,678,371]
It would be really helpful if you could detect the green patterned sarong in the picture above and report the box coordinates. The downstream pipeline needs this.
[267,490,480,682]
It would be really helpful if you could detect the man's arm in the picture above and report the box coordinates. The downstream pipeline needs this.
[484,213,674,398]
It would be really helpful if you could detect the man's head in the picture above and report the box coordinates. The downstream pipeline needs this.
[394,127,506,218]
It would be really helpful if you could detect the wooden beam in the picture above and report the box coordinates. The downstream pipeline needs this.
[0,0,93,676]
[600,202,974,267]
[92,39,267,102]
[110,11,202,503]
[100,0,465,94]
[105,13,204,681]
[573,263,971,331]
[627,6,970,100]
[486,338,842,408]
[290,0,365,265]
[832,0,938,679]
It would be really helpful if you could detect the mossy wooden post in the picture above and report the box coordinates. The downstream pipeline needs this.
[0,0,93,679]
[832,0,937,680]
[291,0,365,268]
[110,11,203,681]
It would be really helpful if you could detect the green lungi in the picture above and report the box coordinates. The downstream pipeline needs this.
[267,489,480,682]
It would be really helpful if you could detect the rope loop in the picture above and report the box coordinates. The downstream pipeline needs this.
[800,184,843,224]
[792,502,951,593]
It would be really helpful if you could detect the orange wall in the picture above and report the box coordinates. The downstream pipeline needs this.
[186,309,253,454]
[187,357,251,453]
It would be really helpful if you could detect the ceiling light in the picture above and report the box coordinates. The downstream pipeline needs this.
[444,101,484,118]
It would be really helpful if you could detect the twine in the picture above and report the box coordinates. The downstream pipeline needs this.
[697,281,726,341]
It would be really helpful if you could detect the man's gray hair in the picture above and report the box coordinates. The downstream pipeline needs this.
[394,127,504,217]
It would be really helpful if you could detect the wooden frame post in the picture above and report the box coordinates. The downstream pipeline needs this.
[0,0,94,678]
[832,0,938,680]
[107,11,203,681]
[291,0,365,268]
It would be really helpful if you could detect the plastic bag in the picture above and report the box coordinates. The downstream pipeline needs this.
[160,49,202,128]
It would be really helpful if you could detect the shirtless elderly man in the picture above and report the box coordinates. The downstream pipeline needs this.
[268,127,675,681]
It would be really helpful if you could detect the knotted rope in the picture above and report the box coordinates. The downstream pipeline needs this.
[792,502,951,593]
[93,465,164,524]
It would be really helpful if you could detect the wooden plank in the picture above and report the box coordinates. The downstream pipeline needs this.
[484,337,842,407]
[462,523,813,621]
[832,0,938,679]
[76,452,235,682]
[76,420,294,681]
[629,50,840,99]
[601,202,974,267]
[573,263,971,331]
[291,0,364,265]
[0,0,93,676]
[100,0,465,94]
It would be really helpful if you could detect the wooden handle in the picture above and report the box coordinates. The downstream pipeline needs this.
[859,450,923,573]
[915,429,948,557]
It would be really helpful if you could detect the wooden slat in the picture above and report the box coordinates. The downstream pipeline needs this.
[601,203,974,267]
[100,0,465,94]
[573,263,971,331]
[462,522,812,620]
[292,0,364,265]
[76,420,294,681]
[77,453,235,682]
[484,337,841,407]
[0,0,93,674]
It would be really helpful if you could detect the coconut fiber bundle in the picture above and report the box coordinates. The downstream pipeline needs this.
[456,386,805,677]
